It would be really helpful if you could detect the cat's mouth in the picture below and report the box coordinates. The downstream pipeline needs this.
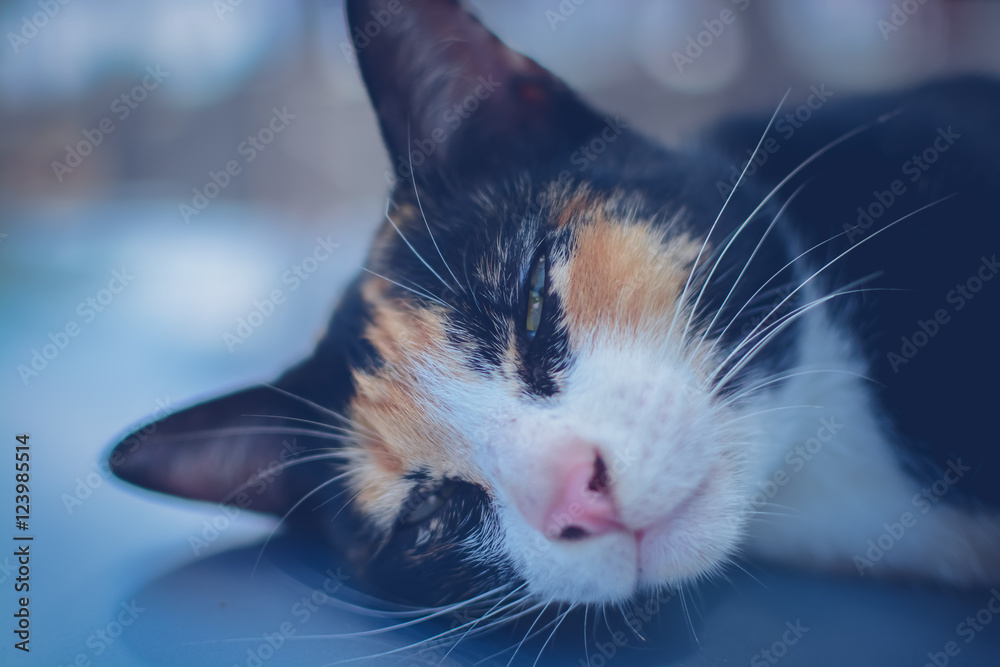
[546,466,725,590]
[552,471,713,549]
[634,475,715,582]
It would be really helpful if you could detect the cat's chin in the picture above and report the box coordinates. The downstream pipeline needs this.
[511,529,737,605]
[504,526,637,604]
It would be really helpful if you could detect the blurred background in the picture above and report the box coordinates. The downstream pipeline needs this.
[2,1,999,665]
[5,0,1000,219]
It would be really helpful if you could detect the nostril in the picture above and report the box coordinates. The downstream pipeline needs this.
[588,454,610,494]
[541,452,623,540]
[560,526,589,540]
[507,443,626,540]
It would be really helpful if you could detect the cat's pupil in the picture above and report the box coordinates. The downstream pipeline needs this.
[525,254,547,337]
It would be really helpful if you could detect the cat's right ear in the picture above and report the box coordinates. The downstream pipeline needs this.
[345,0,606,181]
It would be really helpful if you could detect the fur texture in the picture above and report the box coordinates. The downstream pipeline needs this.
[110,0,1000,610]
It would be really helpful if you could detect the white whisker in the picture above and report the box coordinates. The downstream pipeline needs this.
[220,451,349,504]
[724,404,824,423]
[362,267,457,312]
[697,180,809,353]
[681,89,792,343]
[713,287,888,390]
[533,603,575,667]
[384,193,457,294]
[251,472,352,577]
[669,89,791,344]
[405,125,464,293]
[710,194,954,387]
[504,599,553,667]
[241,413,357,438]
[259,383,376,438]
[720,368,882,408]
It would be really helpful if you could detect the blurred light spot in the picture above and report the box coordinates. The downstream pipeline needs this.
[125,222,280,350]
[0,0,299,110]
[764,0,948,92]
[634,0,746,95]
[469,0,636,91]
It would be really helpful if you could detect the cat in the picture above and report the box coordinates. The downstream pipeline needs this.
[110,0,1000,614]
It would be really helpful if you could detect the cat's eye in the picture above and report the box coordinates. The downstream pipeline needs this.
[401,483,455,525]
[525,254,546,337]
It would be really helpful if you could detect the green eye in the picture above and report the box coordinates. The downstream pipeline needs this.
[403,492,445,525]
[526,254,546,337]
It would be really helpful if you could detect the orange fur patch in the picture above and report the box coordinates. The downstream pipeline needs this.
[552,185,595,229]
[343,276,485,529]
[551,198,700,347]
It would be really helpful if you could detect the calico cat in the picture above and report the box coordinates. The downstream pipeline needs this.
[111,0,1000,612]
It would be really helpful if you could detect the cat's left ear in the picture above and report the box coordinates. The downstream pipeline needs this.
[107,354,350,516]
[346,0,607,180]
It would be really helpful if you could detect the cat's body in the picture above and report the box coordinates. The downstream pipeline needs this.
[710,79,1000,584]
[111,0,1000,615]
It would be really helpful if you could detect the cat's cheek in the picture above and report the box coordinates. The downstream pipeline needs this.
[635,467,748,587]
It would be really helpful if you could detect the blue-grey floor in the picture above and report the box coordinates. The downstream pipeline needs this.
[2,202,999,666]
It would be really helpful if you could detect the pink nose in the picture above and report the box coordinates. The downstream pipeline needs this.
[515,450,624,540]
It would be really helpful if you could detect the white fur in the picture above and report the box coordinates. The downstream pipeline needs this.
[742,302,1000,585]
[397,284,999,604]
[405,323,749,603]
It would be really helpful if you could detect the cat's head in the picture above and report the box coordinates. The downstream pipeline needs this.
[112,0,789,607]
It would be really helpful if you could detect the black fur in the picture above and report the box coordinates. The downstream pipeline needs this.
[708,78,1000,508]
[109,0,1000,607]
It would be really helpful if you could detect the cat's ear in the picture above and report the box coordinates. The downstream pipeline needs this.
[108,364,346,516]
[346,0,606,180]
